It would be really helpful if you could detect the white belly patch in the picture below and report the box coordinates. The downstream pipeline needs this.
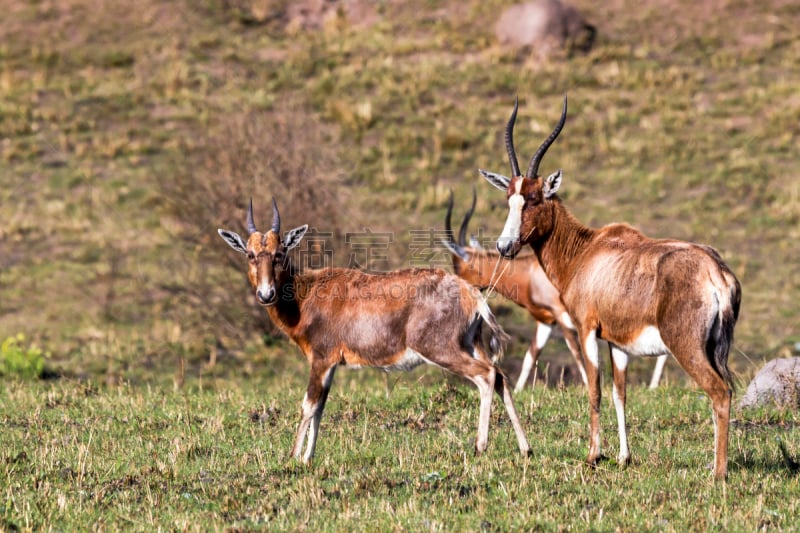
[382,348,427,372]
[616,326,671,357]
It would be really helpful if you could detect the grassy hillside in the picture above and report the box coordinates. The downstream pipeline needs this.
[2,0,799,385]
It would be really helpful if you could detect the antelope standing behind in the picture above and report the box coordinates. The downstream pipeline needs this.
[443,190,670,391]
[442,189,588,390]
[481,97,741,479]
[218,198,531,463]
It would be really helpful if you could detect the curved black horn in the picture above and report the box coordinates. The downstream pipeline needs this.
[445,190,457,244]
[271,197,281,234]
[526,94,568,179]
[505,96,521,177]
[443,191,468,260]
[246,197,257,235]
[458,186,477,247]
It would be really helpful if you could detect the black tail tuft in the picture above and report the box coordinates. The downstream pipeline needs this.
[485,312,511,363]
[706,284,740,391]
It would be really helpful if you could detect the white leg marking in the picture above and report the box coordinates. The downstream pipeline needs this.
[610,347,629,464]
[591,429,601,458]
[583,330,599,368]
[649,355,668,389]
[577,365,588,387]
[515,348,535,393]
[292,393,313,459]
[516,323,553,392]
[535,323,553,349]
[584,330,601,459]
[303,366,336,463]
[612,385,630,464]
[560,312,575,330]
[611,347,628,372]
[474,374,493,453]
[302,403,318,463]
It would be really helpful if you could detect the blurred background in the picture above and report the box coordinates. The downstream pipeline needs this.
[0,0,798,387]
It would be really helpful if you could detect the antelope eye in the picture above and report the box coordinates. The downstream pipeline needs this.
[247,251,256,261]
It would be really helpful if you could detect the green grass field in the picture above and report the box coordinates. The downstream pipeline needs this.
[2,372,799,531]
[2,0,800,530]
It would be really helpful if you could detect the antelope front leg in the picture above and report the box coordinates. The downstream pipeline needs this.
[610,346,630,466]
[291,362,336,464]
[515,322,551,393]
[290,398,314,461]
[302,364,337,463]
[583,330,603,466]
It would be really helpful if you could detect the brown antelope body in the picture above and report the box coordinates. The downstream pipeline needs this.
[481,97,741,479]
[218,198,531,463]
[443,190,587,390]
[443,191,670,391]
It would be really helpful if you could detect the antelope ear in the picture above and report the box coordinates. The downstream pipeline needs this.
[217,229,247,254]
[283,225,308,251]
[543,169,563,198]
[469,235,484,250]
[479,169,511,191]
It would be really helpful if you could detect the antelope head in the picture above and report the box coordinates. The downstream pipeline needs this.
[218,198,308,306]
[480,96,567,258]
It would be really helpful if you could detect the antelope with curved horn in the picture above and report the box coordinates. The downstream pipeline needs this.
[444,190,670,390]
[442,189,587,390]
[218,198,531,463]
[481,96,741,479]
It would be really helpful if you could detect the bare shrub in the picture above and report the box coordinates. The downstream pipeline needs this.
[162,105,345,346]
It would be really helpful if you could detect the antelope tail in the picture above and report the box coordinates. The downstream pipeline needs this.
[706,277,741,391]
[477,297,511,363]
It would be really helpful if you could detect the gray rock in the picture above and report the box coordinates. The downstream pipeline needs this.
[739,357,800,409]
[494,0,596,59]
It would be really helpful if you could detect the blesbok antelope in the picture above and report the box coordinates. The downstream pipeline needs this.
[481,96,741,479]
[442,189,587,390]
[443,191,670,391]
[217,198,531,463]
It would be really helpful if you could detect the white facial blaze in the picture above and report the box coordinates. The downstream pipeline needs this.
[498,179,524,249]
